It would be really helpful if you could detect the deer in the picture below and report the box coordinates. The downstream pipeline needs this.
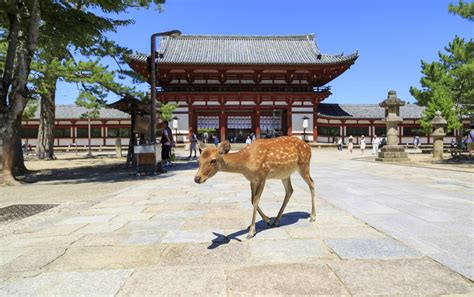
[194,136,316,239]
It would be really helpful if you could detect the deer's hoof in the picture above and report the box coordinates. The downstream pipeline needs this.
[309,216,316,222]
[246,233,255,240]
[271,220,280,228]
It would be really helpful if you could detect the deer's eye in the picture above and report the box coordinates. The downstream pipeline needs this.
[210,159,217,165]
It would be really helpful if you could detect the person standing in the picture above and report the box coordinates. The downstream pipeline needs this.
[372,134,380,155]
[213,135,219,147]
[203,131,209,144]
[348,135,354,154]
[360,135,366,155]
[251,134,256,143]
[245,135,252,145]
[161,121,173,167]
[337,137,343,151]
[189,131,198,159]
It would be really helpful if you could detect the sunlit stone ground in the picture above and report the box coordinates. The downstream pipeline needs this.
[0,148,472,295]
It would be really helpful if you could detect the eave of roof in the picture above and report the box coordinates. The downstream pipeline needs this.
[127,34,358,66]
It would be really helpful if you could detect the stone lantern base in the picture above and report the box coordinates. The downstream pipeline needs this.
[376,145,410,162]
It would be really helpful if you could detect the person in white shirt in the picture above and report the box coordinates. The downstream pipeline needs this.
[245,136,252,145]
[360,135,366,155]
[372,134,380,155]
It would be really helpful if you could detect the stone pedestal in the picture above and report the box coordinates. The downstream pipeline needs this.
[115,138,122,158]
[376,90,410,162]
[431,111,447,160]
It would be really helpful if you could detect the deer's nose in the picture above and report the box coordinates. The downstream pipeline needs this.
[194,176,201,184]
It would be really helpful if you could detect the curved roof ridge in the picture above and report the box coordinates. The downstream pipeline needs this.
[163,34,316,40]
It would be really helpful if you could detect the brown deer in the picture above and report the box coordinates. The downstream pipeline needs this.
[194,136,316,239]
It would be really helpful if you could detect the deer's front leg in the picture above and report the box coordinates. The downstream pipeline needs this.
[251,183,271,225]
[248,180,266,239]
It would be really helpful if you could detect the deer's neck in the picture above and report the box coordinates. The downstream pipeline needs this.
[219,151,248,174]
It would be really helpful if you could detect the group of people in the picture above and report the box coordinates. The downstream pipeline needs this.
[336,134,387,155]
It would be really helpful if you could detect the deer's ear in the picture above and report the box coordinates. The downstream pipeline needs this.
[218,140,231,154]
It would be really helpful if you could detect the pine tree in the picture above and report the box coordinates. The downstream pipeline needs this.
[410,1,473,135]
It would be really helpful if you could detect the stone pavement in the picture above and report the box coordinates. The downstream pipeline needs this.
[0,149,472,296]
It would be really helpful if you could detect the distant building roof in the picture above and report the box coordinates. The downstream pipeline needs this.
[318,103,425,119]
[32,105,130,120]
[129,34,358,65]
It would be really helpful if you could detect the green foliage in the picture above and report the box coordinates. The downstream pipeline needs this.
[75,90,102,119]
[22,99,38,120]
[410,2,473,132]
[160,103,176,121]
[419,88,461,133]
[449,0,474,21]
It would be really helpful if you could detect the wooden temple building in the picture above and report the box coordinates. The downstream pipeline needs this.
[127,34,359,143]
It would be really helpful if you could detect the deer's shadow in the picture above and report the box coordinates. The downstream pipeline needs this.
[207,211,310,249]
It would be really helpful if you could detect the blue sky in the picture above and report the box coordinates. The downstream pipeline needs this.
[56,0,473,105]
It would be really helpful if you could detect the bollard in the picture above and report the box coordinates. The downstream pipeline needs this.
[115,138,122,158]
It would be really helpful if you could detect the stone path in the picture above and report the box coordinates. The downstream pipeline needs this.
[0,149,472,295]
[310,150,473,280]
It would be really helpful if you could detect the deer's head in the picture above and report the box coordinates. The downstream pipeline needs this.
[194,141,230,184]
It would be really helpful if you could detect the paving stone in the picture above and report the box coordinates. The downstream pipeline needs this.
[0,250,24,266]
[120,218,184,233]
[159,242,247,266]
[118,267,226,296]
[9,234,83,249]
[326,238,421,259]
[48,245,165,271]
[249,239,332,263]
[330,258,474,295]
[72,233,132,247]
[161,229,225,243]
[285,225,386,239]
[26,223,87,237]
[80,206,145,215]
[0,269,132,296]
[126,232,162,245]
[112,213,154,222]
[56,214,115,225]
[74,220,127,234]
[0,247,66,274]
[183,216,247,229]
[225,263,348,296]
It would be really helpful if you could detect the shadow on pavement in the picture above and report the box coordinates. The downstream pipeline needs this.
[207,211,310,249]
[18,157,199,185]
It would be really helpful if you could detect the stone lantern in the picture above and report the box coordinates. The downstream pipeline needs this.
[431,111,447,159]
[376,90,410,162]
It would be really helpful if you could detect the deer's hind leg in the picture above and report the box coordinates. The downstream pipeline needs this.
[250,182,271,225]
[298,163,316,222]
[272,177,293,227]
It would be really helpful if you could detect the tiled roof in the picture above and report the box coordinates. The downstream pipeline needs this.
[318,103,425,119]
[129,34,358,65]
[32,105,130,120]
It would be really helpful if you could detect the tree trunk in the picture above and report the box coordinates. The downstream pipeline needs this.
[1,0,41,185]
[14,117,27,173]
[37,84,57,159]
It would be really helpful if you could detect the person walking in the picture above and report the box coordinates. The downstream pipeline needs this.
[161,121,173,168]
[189,131,198,159]
[372,134,380,155]
[213,135,219,147]
[348,135,354,154]
[360,135,366,155]
[203,131,209,144]
[337,137,343,151]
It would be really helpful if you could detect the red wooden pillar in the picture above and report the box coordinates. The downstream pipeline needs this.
[312,102,318,142]
[187,97,194,139]
[287,108,292,136]
[255,107,261,139]
[219,103,226,141]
